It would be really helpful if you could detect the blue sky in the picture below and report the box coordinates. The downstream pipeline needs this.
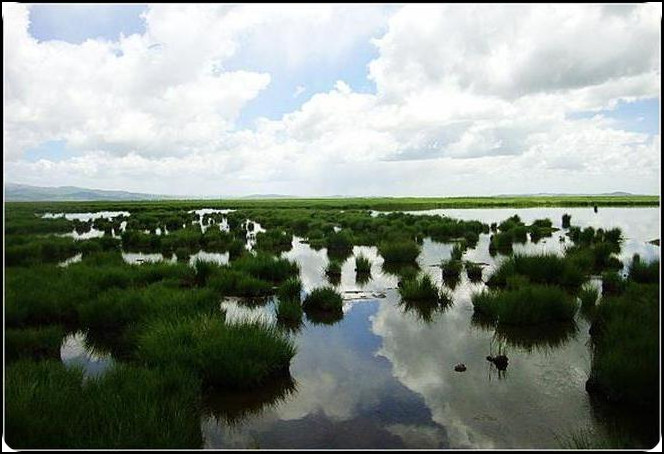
[28,4,147,44]
[5,4,661,196]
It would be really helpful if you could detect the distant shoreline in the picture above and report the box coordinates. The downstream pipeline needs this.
[5,195,659,211]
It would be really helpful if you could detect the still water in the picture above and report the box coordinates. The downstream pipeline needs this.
[58,207,659,449]
[200,207,659,449]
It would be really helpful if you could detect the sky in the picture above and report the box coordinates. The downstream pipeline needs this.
[3,3,661,197]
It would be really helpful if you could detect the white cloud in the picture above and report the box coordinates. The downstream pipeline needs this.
[3,4,660,196]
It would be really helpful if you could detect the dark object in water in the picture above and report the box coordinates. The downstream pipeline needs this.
[486,355,509,371]
[593,205,598,213]
[454,363,467,372]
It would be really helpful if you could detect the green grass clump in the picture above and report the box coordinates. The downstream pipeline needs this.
[601,271,626,296]
[587,283,658,407]
[5,326,66,363]
[208,268,273,297]
[487,253,585,290]
[232,253,299,284]
[465,262,483,282]
[354,254,372,274]
[628,255,659,284]
[78,285,219,335]
[5,360,202,449]
[578,285,599,311]
[276,298,303,326]
[399,274,440,303]
[489,232,513,255]
[5,235,80,267]
[325,230,354,256]
[5,266,83,327]
[561,213,571,228]
[450,243,465,261]
[441,259,463,283]
[193,258,217,286]
[254,229,293,253]
[303,286,343,313]
[277,277,302,303]
[325,260,342,278]
[471,285,577,325]
[379,240,421,264]
[138,314,295,389]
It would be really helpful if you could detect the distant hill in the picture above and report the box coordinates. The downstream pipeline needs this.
[4,183,172,202]
[240,194,295,199]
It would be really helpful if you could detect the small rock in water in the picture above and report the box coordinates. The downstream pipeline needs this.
[454,363,467,372]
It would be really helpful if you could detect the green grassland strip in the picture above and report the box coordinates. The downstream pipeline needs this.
[5,194,660,213]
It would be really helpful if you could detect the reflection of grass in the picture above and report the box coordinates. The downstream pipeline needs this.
[304,307,344,326]
[355,271,372,286]
[399,298,439,323]
[6,360,202,449]
[494,322,577,353]
[203,373,297,427]
[381,262,420,279]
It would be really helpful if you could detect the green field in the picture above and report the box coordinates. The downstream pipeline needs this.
[5,194,659,214]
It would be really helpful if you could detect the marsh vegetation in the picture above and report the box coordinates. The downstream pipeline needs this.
[4,200,659,449]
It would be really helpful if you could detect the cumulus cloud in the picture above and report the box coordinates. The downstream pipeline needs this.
[4,3,269,159]
[3,4,660,195]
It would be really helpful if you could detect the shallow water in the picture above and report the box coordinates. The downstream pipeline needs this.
[49,206,659,448]
[42,211,130,223]
[60,331,115,378]
[201,206,659,449]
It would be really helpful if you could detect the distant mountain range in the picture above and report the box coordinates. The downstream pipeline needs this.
[4,183,648,202]
[4,183,171,202]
